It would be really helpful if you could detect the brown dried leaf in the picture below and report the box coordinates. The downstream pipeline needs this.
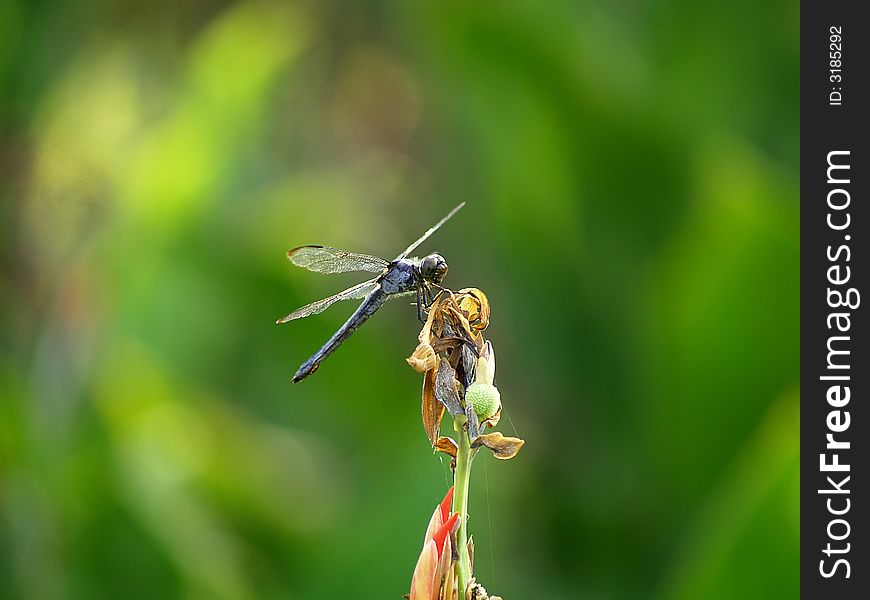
[472,432,525,460]
[434,436,458,458]
[422,368,444,446]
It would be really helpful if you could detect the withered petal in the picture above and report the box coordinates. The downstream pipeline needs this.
[417,296,441,344]
[471,432,525,460]
[465,405,481,441]
[408,343,438,373]
[422,368,444,446]
[434,436,458,458]
[435,361,464,416]
[455,288,491,331]
[460,345,478,390]
[431,337,466,354]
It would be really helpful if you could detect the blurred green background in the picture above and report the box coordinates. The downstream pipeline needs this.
[1,0,798,598]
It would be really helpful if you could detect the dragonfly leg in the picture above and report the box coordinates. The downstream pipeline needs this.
[425,283,440,307]
[430,283,450,307]
[416,286,426,323]
[428,282,445,304]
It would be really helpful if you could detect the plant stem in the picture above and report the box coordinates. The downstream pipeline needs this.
[452,413,474,595]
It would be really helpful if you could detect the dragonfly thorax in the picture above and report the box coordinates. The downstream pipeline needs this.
[420,253,448,283]
[380,259,419,294]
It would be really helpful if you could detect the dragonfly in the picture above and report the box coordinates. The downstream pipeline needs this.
[277,203,464,382]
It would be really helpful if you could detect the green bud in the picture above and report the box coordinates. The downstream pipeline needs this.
[466,382,501,421]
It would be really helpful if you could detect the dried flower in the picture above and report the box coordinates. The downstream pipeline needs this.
[407,290,522,461]
[407,287,523,599]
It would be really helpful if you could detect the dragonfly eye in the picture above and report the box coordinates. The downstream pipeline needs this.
[421,254,448,282]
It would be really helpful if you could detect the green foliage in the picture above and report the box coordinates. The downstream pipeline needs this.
[1,0,797,598]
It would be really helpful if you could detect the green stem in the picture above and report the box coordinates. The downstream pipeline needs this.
[452,414,475,595]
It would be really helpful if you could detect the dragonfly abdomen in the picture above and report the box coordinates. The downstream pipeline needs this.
[292,289,389,382]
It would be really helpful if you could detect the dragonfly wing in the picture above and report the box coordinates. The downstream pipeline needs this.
[276,279,380,323]
[395,202,465,260]
[288,245,389,274]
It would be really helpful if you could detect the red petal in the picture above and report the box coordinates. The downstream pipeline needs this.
[439,487,455,522]
[432,512,459,557]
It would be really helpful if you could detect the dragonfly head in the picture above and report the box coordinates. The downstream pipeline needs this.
[420,253,448,283]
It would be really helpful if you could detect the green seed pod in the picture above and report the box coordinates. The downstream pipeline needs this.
[466,382,501,421]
